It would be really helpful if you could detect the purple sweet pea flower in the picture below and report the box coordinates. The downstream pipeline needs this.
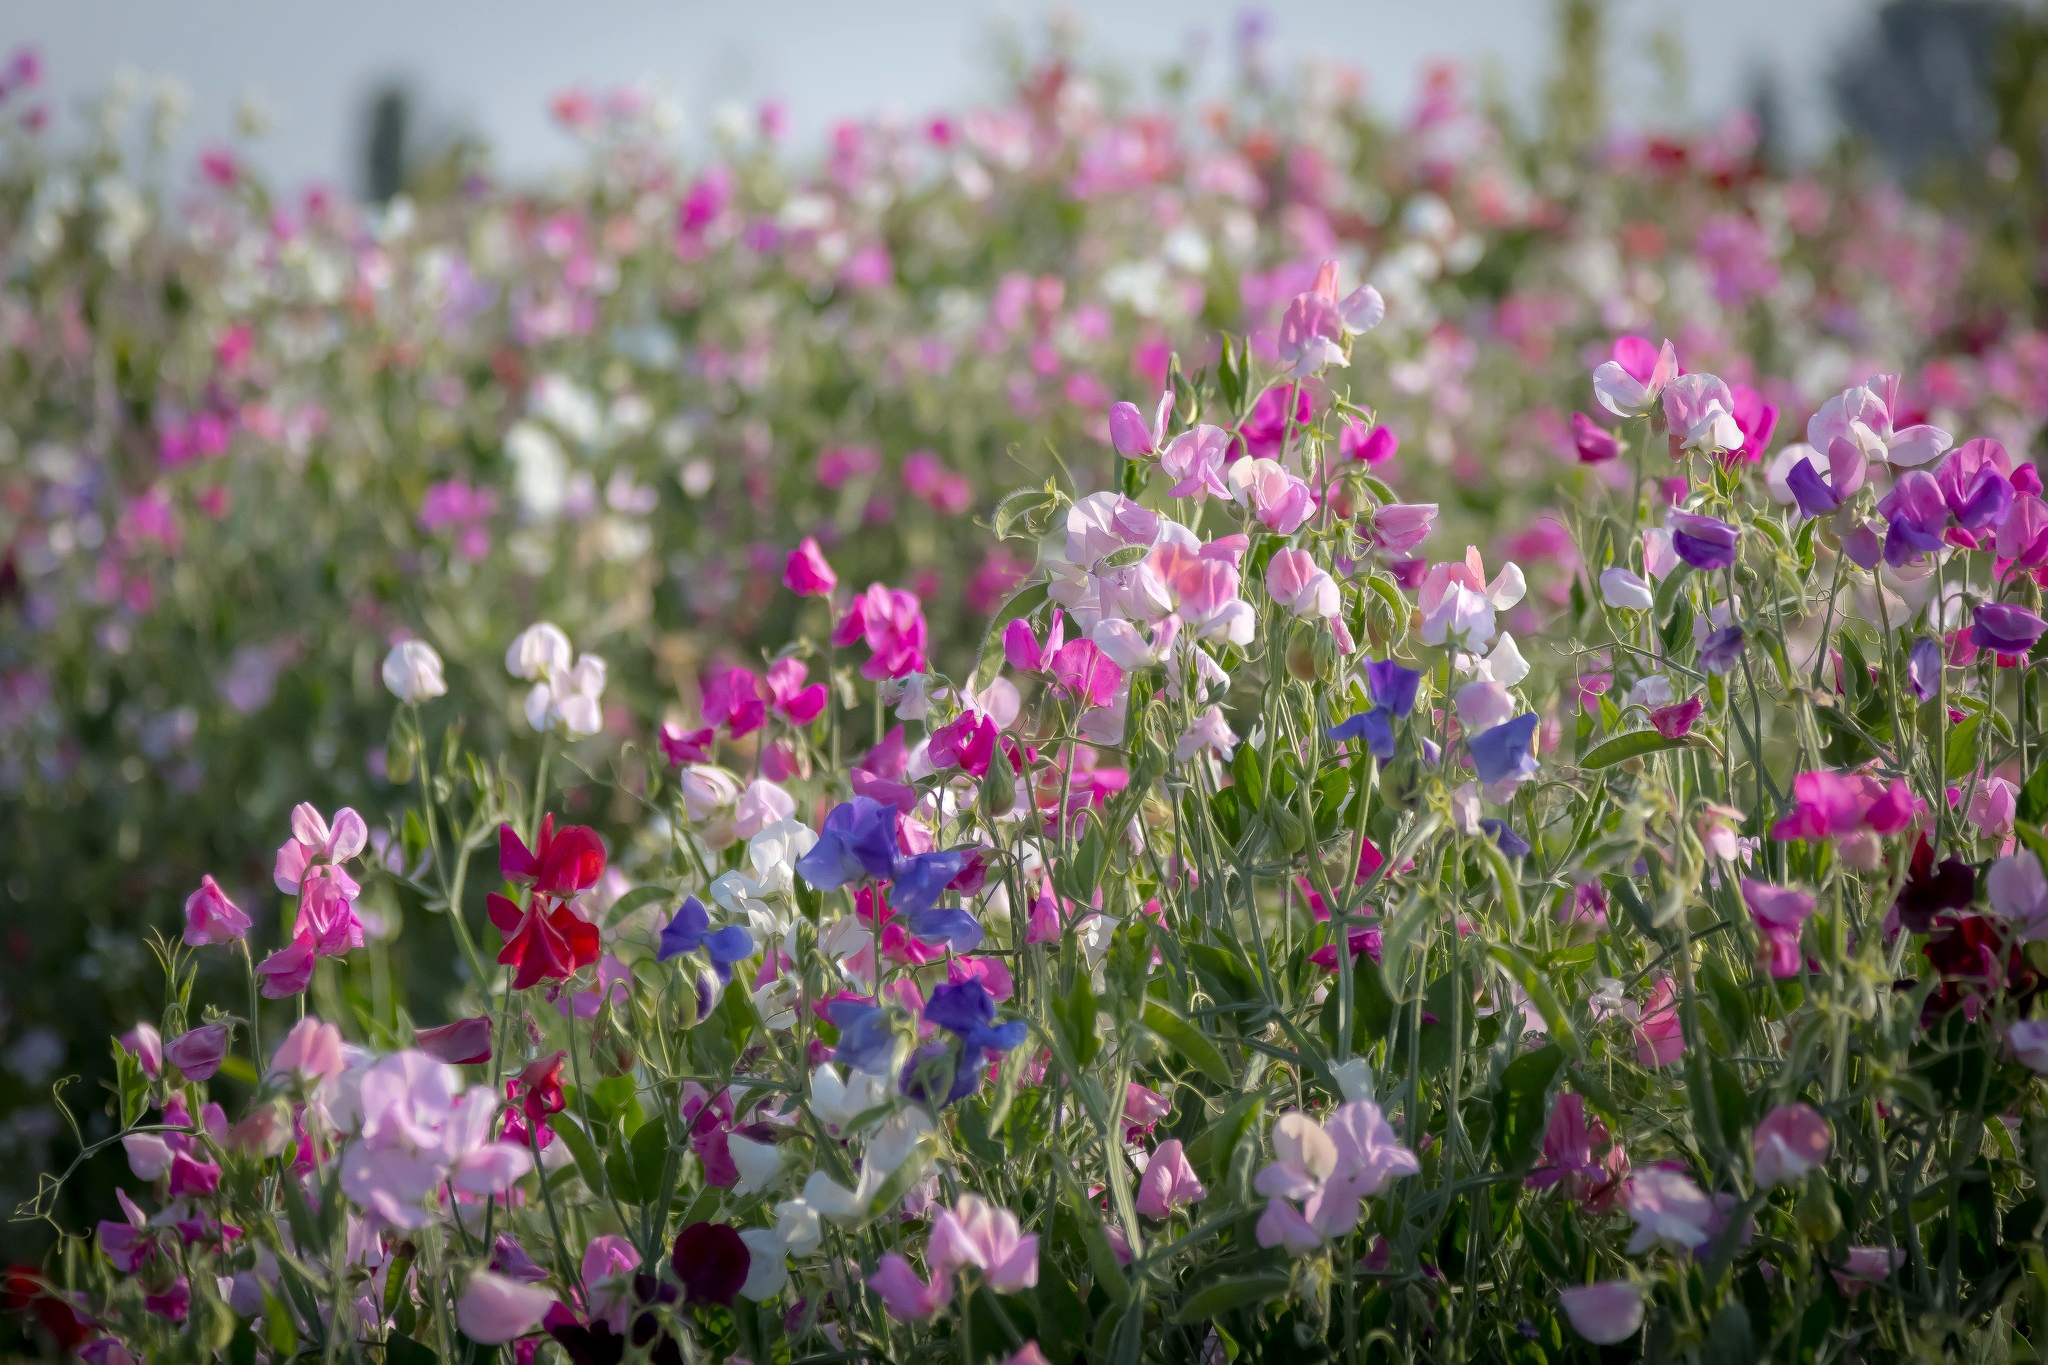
[1935,438,2016,531]
[795,797,901,891]
[1365,658,1421,717]
[1467,713,1539,787]
[1877,470,1949,566]
[1667,512,1740,571]
[1784,457,1842,518]
[1480,819,1531,858]
[1327,708,1396,759]
[1971,602,2048,656]
[1907,637,1943,702]
[1699,625,1746,675]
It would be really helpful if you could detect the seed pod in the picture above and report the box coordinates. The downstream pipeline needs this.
[979,756,1018,817]
[1794,1173,1843,1243]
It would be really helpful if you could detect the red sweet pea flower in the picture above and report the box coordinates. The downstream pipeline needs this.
[498,816,607,898]
[488,891,602,990]
[508,1051,568,1130]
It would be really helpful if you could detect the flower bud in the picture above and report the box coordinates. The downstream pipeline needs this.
[979,755,1018,818]
[1794,1174,1843,1243]
[382,639,448,702]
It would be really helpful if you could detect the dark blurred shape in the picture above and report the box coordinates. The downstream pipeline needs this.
[1833,0,2013,179]
[1746,63,1786,173]
[364,81,411,202]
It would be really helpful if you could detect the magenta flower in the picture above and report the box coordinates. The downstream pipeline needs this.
[163,1023,230,1081]
[1571,412,1618,463]
[1592,335,1677,418]
[1725,382,1778,462]
[1135,1138,1208,1219]
[1237,383,1314,459]
[1649,697,1702,738]
[1743,878,1817,978]
[1752,1102,1830,1188]
[658,723,715,766]
[1936,438,2015,530]
[701,666,767,739]
[834,583,930,680]
[1526,1093,1628,1212]
[1878,470,1951,564]
[182,876,250,947]
[121,1023,162,1078]
[1003,609,1064,673]
[1634,977,1685,1066]
[1370,503,1439,557]
[783,537,837,597]
[1341,418,1398,465]
[273,803,366,897]
[1047,639,1124,708]
[1558,1281,1645,1345]
[295,877,366,958]
[1159,424,1234,501]
[928,709,998,778]
[764,658,827,726]
[2000,494,2048,567]
[928,1194,1039,1292]
[257,935,316,998]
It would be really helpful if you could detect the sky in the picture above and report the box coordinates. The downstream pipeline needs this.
[4,0,1885,193]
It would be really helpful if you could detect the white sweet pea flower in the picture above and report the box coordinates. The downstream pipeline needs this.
[678,765,742,822]
[381,640,447,702]
[505,623,572,681]
[809,1063,889,1131]
[727,1133,787,1196]
[736,1227,789,1300]
[748,818,817,897]
[733,779,795,841]
[1600,567,1654,610]
[1481,633,1529,686]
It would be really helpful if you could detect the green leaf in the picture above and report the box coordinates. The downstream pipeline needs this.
[973,582,1050,690]
[385,1333,438,1365]
[1580,729,1693,769]
[991,486,1058,542]
[1171,1273,1291,1324]
[1185,1092,1265,1186]
[1058,972,1102,1068]
[1652,562,1693,621]
[1141,1001,1232,1087]
[1946,713,1984,782]
[1230,742,1265,810]
[1489,1043,1565,1172]
[604,884,673,928]
[545,1113,606,1192]
[1098,544,1148,569]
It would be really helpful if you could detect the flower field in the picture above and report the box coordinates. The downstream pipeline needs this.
[10,14,2048,1362]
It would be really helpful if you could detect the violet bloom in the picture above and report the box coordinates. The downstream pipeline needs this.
[1698,625,1746,675]
[1971,602,2047,656]
[1367,658,1422,717]
[182,875,251,947]
[922,980,1027,1103]
[1468,713,1539,788]
[1326,707,1395,760]
[1742,878,1817,978]
[1877,469,1949,565]
[1936,438,2015,531]
[657,897,754,981]
[163,1024,230,1081]
[1784,437,1867,518]
[1907,636,1943,701]
[1666,512,1739,571]
[795,798,899,892]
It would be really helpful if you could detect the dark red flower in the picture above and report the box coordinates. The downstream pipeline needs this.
[670,1222,749,1306]
[488,892,602,990]
[1919,913,2041,1021]
[508,1051,568,1129]
[1894,833,1974,936]
[499,815,607,898]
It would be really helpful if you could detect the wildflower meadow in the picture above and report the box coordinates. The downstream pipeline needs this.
[14,10,2048,1362]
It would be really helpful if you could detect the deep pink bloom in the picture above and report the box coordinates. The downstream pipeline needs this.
[295,876,365,958]
[163,1024,230,1081]
[834,584,929,680]
[928,709,998,778]
[868,1254,953,1319]
[167,1152,221,1198]
[1003,609,1065,673]
[1726,382,1778,463]
[1649,697,1702,739]
[764,658,827,726]
[783,537,837,596]
[416,1016,494,1066]
[1109,391,1170,456]
[121,1023,162,1077]
[1237,384,1315,459]
[257,935,316,998]
[182,876,251,947]
[1526,1093,1629,1213]
[1047,639,1124,708]
[1571,412,1618,463]
[1770,770,1875,841]
[1340,419,1398,465]
[1633,977,1684,1067]
[658,724,715,766]
[701,666,767,738]
[273,803,366,897]
[1743,879,1818,978]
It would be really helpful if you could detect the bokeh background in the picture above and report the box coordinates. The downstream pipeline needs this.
[4,0,2048,1335]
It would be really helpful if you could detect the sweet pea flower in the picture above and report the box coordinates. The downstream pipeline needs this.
[1158,425,1233,500]
[1467,713,1539,792]
[504,623,572,681]
[868,1254,954,1319]
[1526,1093,1628,1212]
[1592,336,1678,418]
[1048,639,1124,709]
[1744,879,1816,978]
[1265,547,1339,619]
[1752,1103,1830,1188]
[834,583,929,679]
[456,1272,554,1345]
[1175,705,1237,761]
[1969,776,2018,836]
[1558,1281,1645,1345]
[658,723,715,766]
[274,803,367,895]
[928,708,998,778]
[256,936,316,998]
[1971,602,2046,656]
[1136,1139,1208,1218]
[1808,374,1951,470]
[1571,412,1618,463]
[1253,1101,1418,1251]
[1667,511,1739,571]
[1936,438,2015,530]
[121,1023,162,1078]
[1109,390,1171,457]
[1623,1165,1715,1252]
[783,537,837,596]
[1370,503,1439,556]
[701,666,766,738]
[1727,382,1779,462]
[1342,419,1398,464]
[1634,977,1685,1066]
[1662,373,1744,455]
[929,1194,1038,1292]
[381,640,447,702]
[415,1016,493,1066]
[1229,457,1316,534]
[2008,1019,2048,1072]
[163,1024,229,1081]
[1600,567,1653,610]
[524,652,607,737]
[1878,470,1950,565]
[1003,608,1064,672]
[268,1016,344,1084]
[763,659,827,726]
[182,875,250,946]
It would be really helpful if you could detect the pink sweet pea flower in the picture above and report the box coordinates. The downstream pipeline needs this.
[1370,503,1440,557]
[257,935,317,998]
[163,1024,230,1082]
[1525,1093,1629,1213]
[764,659,827,726]
[1661,373,1743,455]
[1633,977,1685,1066]
[1752,1102,1830,1188]
[267,1016,344,1084]
[274,804,367,897]
[97,1189,154,1273]
[1623,1164,1714,1252]
[701,666,767,739]
[928,1194,1039,1292]
[1969,776,2018,837]
[1135,1139,1207,1219]
[1266,548,1339,619]
[834,584,929,680]
[1833,1247,1906,1295]
[1592,335,1678,418]
[1122,1083,1171,1141]
[295,876,366,958]
[580,1235,642,1333]
[1229,457,1316,534]
[1158,425,1234,500]
[1743,878,1817,978]
[1571,412,1619,463]
[1048,639,1124,709]
[1649,697,1702,738]
[1341,418,1398,465]
[1109,391,1171,457]
[783,537,837,597]
[456,1271,554,1345]
[658,723,715,766]
[416,1016,494,1066]
[867,1253,954,1319]
[121,1023,162,1078]
[1253,1101,1418,1251]
[1558,1281,1645,1345]
[182,876,251,947]
[1003,609,1065,672]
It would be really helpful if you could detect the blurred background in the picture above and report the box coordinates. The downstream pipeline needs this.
[5,0,2048,1345]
